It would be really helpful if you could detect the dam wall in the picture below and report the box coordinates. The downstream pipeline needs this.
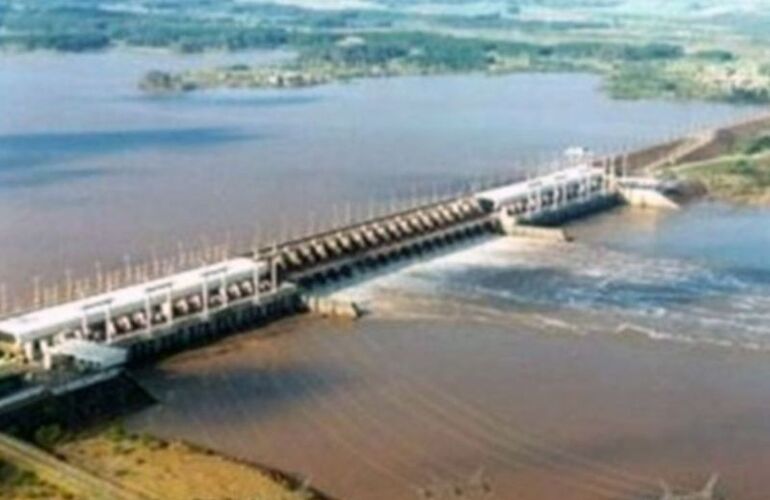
[252,196,496,290]
[0,158,668,426]
[125,285,302,364]
[521,193,621,226]
[602,112,770,175]
[0,160,674,379]
[0,168,607,378]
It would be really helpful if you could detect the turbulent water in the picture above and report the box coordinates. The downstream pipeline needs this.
[332,204,770,352]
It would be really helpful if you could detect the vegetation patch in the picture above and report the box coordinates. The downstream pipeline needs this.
[55,423,327,500]
[738,133,770,156]
[669,133,770,205]
[4,0,770,103]
[139,31,690,93]
[0,459,77,500]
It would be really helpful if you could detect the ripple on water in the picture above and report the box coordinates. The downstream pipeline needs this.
[331,230,770,352]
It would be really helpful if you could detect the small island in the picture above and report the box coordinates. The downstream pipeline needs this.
[137,33,770,104]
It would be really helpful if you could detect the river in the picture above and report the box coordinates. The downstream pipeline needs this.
[3,50,770,499]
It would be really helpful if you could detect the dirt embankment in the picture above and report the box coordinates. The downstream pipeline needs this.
[677,114,770,164]
[612,113,770,174]
[653,113,770,205]
[56,426,326,500]
[676,115,770,163]
[0,374,331,500]
[626,138,687,172]
[2,426,327,500]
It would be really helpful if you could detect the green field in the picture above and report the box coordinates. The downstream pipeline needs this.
[0,459,75,500]
[4,1,770,102]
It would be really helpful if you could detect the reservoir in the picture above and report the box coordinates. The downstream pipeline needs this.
[2,50,770,499]
[0,50,759,290]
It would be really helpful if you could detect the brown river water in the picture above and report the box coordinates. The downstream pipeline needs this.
[129,206,770,499]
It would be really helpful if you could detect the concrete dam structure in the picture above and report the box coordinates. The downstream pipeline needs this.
[256,161,628,290]
[257,196,494,290]
[0,156,675,408]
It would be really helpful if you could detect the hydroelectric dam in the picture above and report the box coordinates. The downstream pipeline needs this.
[0,151,683,416]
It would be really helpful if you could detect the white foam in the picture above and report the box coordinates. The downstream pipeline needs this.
[322,233,770,355]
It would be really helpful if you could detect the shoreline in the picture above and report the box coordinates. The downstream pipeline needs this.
[136,56,770,105]
[652,113,770,206]
[1,399,331,500]
[0,362,331,499]
[1,39,754,106]
[0,428,331,500]
[55,423,331,500]
[6,0,770,106]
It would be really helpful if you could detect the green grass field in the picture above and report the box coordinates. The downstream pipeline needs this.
[4,0,770,102]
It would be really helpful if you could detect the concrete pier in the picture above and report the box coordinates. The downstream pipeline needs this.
[500,217,573,243]
[303,295,363,320]
[618,177,682,210]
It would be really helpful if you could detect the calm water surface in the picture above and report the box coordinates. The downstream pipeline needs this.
[0,49,760,290]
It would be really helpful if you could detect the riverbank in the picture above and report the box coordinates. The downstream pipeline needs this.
[0,427,321,500]
[55,425,322,500]
[5,0,770,103]
[137,40,770,105]
[670,154,770,205]
[659,116,770,205]
[0,373,327,500]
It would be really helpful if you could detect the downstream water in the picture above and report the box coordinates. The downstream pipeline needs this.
[129,203,770,500]
[3,50,770,499]
[349,204,770,352]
